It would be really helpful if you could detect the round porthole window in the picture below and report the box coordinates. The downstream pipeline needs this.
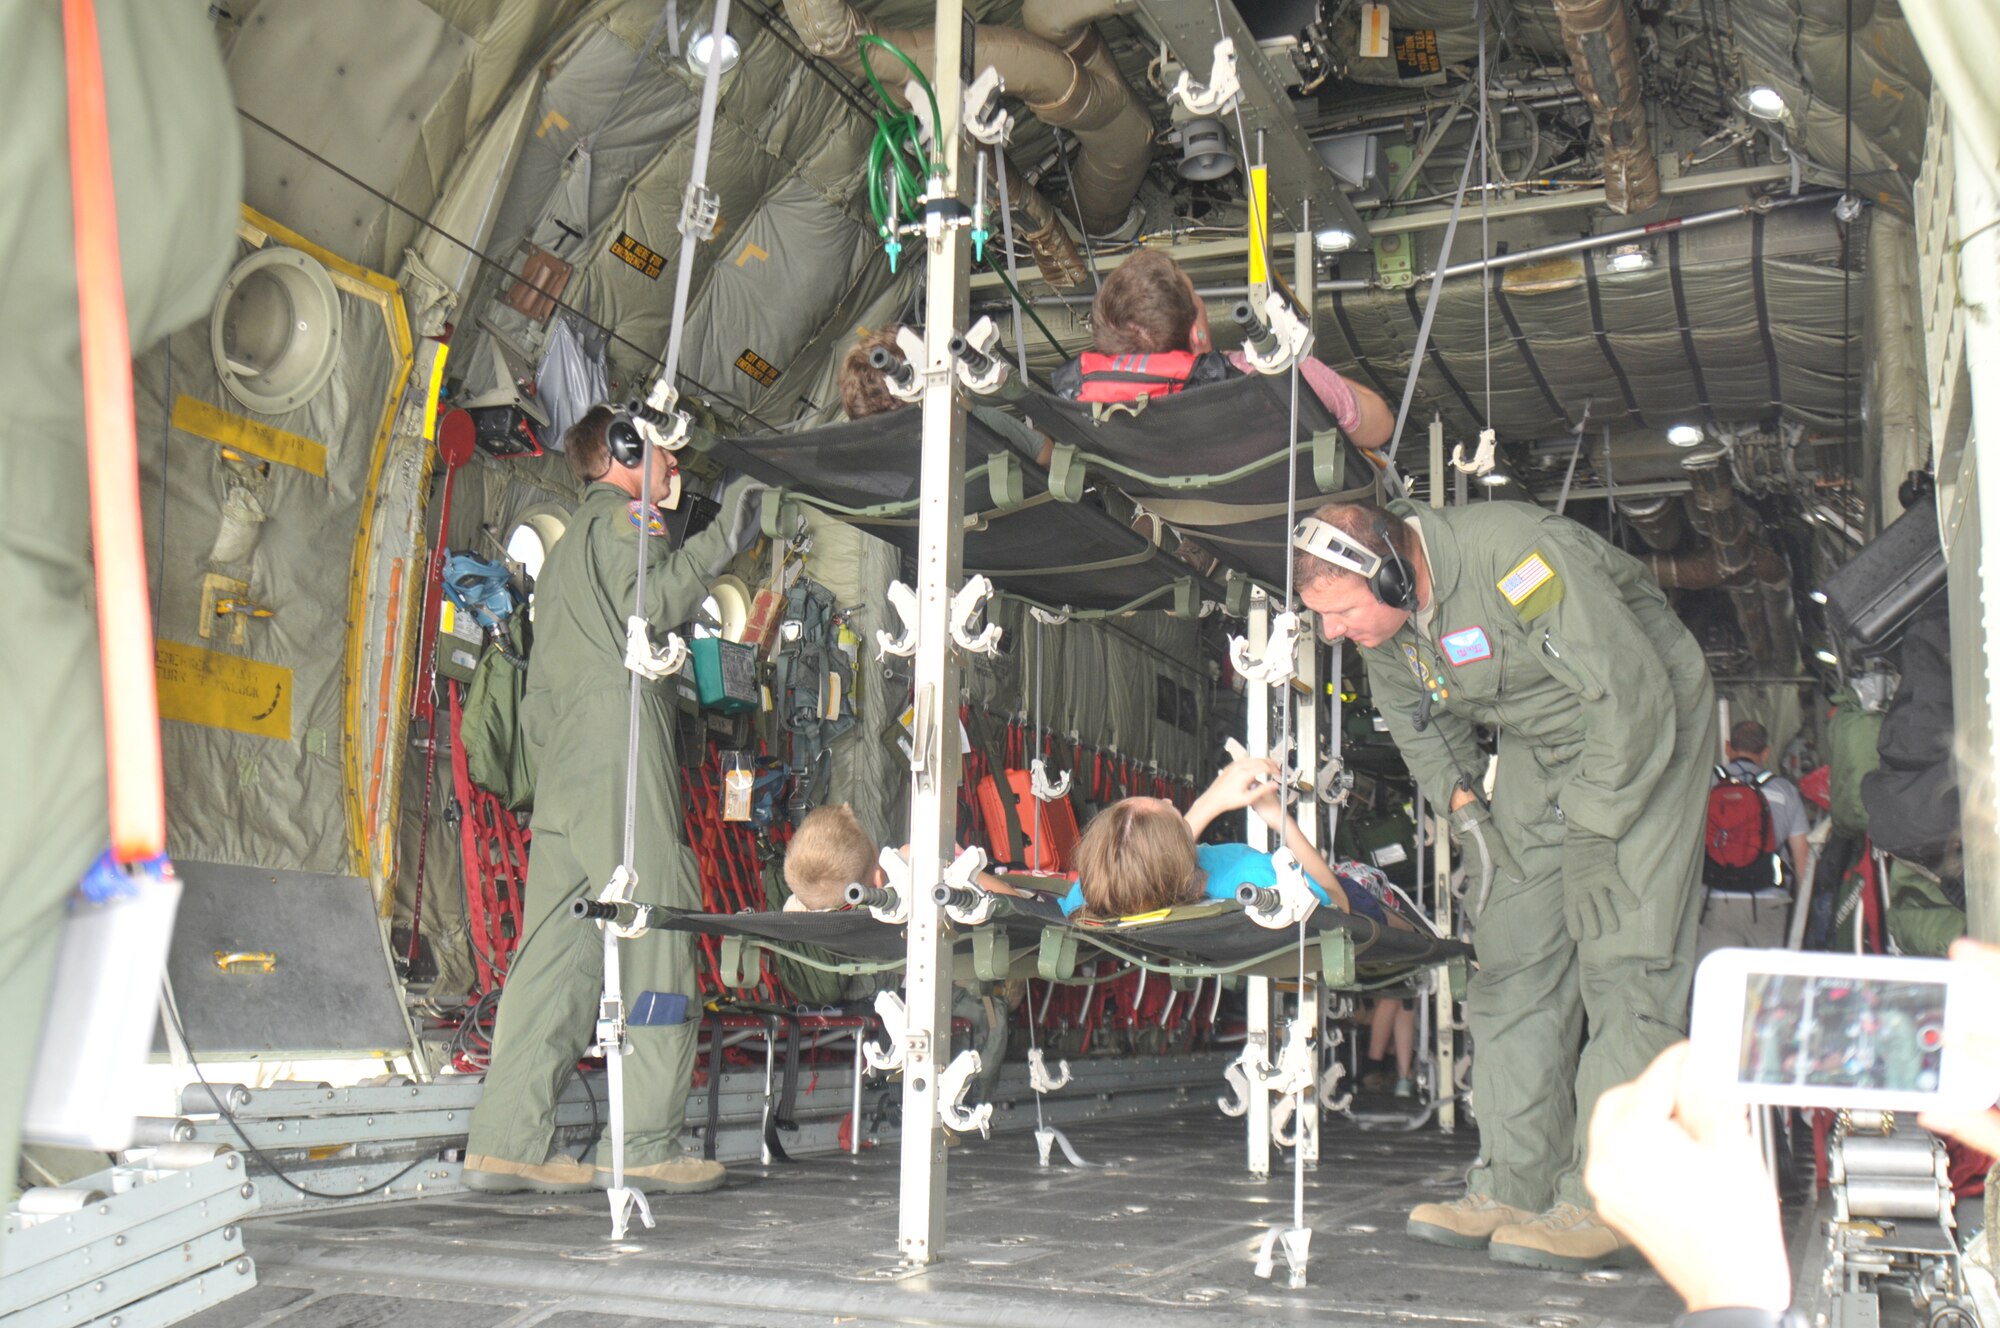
[210,246,343,415]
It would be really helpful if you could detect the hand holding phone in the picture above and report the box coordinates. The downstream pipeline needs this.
[1689,947,2000,1114]
[1918,937,2000,1155]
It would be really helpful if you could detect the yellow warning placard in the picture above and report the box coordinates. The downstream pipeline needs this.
[156,639,293,741]
[172,395,328,477]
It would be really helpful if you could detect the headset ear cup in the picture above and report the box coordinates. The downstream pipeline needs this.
[605,412,644,468]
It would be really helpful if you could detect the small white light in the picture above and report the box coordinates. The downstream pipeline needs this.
[1746,86,1788,120]
[1809,590,1829,605]
[1814,649,1840,666]
[1606,243,1652,273]
[1478,469,1512,488]
[1314,227,1356,254]
[689,29,740,73]
[1667,423,1703,447]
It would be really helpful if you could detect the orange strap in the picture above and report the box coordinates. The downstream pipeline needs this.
[65,0,166,862]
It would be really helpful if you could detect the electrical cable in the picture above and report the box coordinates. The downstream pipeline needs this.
[161,988,430,1201]
[1053,127,1102,293]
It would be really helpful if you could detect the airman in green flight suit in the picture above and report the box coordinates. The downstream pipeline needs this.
[0,3,240,1245]
[1296,497,1717,1271]
[464,407,765,1195]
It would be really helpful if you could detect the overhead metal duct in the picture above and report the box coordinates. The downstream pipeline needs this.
[782,0,1153,236]
[1551,0,1661,214]
[1640,453,1800,672]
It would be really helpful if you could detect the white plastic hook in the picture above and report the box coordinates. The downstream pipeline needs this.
[876,580,919,660]
[1172,38,1241,117]
[1228,610,1301,687]
[865,846,913,925]
[1217,1041,1267,1118]
[884,326,929,404]
[1242,849,1321,931]
[1027,605,1072,626]
[937,846,997,925]
[1030,757,1071,801]
[937,1049,993,1136]
[624,617,689,682]
[964,66,1011,146]
[863,989,907,1073]
[1450,427,1497,478]
[1242,297,1315,377]
[950,575,1005,655]
[1028,1046,1073,1092]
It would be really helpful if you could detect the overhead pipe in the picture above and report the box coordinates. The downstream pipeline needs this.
[1642,453,1800,671]
[996,152,1091,289]
[990,192,1841,309]
[1617,494,1689,552]
[782,0,1152,236]
[1551,0,1661,213]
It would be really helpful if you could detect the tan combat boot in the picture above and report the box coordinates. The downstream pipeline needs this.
[463,1152,596,1194]
[1407,1192,1536,1248]
[1488,1202,1644,1271]
[597,1157,727,1194]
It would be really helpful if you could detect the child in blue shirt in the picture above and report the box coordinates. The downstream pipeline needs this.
[1066,756,1404,923]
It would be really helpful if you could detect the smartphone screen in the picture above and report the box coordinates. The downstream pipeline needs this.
[1738,972,1947,1094]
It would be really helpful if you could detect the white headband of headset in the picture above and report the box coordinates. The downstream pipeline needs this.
[1291,515,1384,579]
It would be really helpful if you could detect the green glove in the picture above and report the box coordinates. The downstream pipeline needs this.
[1449,800,1522,890]
[1560,828,1641,941]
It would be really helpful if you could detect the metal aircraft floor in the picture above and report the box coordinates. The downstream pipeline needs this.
[185,1104,1691,1328]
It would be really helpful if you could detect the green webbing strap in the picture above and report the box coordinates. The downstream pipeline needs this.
[1047,443,1086,503]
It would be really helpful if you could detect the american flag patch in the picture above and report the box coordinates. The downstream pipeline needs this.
[1498,552,1555,606]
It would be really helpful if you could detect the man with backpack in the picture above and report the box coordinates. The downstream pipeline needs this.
[1697,720,1812,958]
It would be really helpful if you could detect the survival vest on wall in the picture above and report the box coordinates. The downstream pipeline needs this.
[1703,765,1781,893]
[1051,349,1238,404]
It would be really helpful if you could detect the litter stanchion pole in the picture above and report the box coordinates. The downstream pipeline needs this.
[899,0,970,1267]
[1428,414,1458,1135]
[1244,589,1274,1179]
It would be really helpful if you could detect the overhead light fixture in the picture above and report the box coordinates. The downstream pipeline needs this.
[1606,243,1652,273]
[1746,86,1788,120]
[1314,227,1356,254]
[1177,117,1236,181]
[1809,589,1829,605]
[1814,648,1840,666]
[1667,423,1703,447]
[689,28,740,73]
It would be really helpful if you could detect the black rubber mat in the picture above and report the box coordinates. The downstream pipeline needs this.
[205,1106,1689,1327]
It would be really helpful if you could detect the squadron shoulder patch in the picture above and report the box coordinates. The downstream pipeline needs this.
[1498,550,1564,621]
[1440,625,1492,666]
[628,501,667,537]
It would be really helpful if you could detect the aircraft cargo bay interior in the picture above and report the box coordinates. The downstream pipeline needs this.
[6,2,2000,1327]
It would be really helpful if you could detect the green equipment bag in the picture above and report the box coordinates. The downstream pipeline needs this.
[460,617,535,810]
[1826,687,1884,839]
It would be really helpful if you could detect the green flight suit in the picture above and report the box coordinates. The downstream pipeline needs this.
[466,482,739,1168]
[1358,498,1716,1212]
[0,6,239,1221]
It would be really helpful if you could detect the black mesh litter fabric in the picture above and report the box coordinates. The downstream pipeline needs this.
[701,409,1216,611]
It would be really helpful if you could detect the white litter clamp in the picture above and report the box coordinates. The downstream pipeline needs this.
[1228,610,1302,687]
[623,616,689,681]
[949,575,1005,656]
[1172,38,1241,117]
[876,580,919,660]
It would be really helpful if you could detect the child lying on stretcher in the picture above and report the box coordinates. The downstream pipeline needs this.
[781,804,1013,910]
[1061,756,1416,931]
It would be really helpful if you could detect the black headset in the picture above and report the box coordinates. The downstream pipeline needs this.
[1369,513,1419,611]
[604,410,646,468]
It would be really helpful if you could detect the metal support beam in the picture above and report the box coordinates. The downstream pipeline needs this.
[898,0,971,1267]
[1244,589,1273,1179]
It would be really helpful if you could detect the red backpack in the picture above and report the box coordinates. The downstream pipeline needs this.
[1703,765,1781,893]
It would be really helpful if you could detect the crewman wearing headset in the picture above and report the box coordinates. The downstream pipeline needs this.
[464,406,766,1195]
[1293,498,1716,1272]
